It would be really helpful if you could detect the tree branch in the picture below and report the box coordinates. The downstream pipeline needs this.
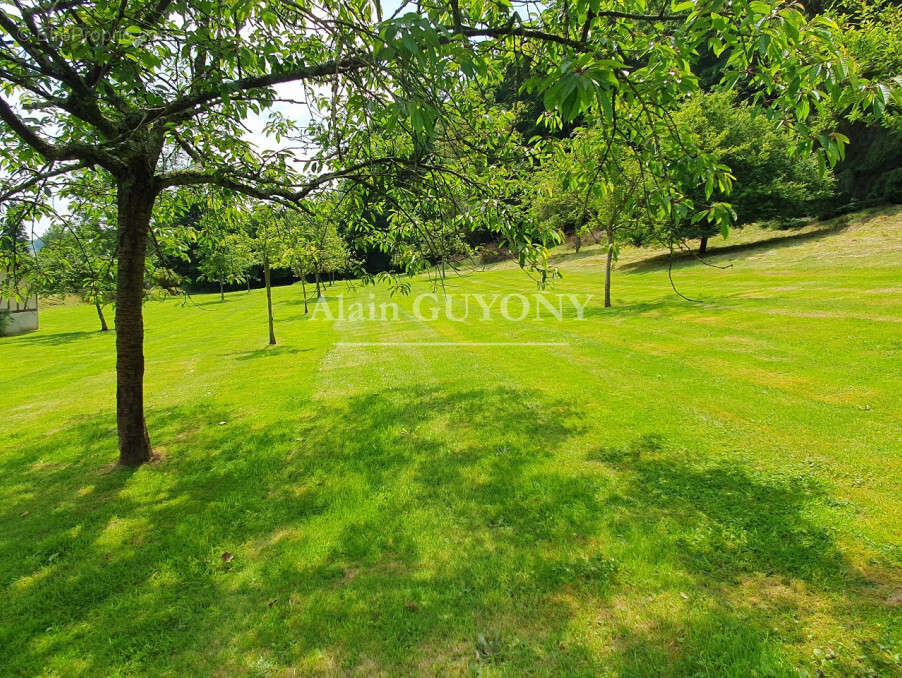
[0,93,125,171]
[0,160,89,203]
[144,55,371,126]
[155,155,415,196]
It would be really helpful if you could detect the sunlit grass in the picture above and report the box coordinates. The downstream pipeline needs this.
[1,208,900,676]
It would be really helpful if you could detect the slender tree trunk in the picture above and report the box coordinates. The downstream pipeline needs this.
[115,174,156,466]
[301,278,308,314]
[699,236,708,254]
[315,270,322,299]
[330,271,334,287]
[264,249,276,345]
[575,233,582,253]
[604,226,614,308]
[220,280,224,302]
[95,301,109,332]
[247,278,251,293]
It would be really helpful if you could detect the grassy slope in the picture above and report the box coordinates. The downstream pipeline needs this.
[1,208,900,677]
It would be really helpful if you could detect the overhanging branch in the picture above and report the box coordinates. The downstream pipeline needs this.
[145,55,371,126]
[0,94,121,170]
[0,159,89,203]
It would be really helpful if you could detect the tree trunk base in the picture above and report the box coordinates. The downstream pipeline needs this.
[118,439,152,466]
[96,302,110,332]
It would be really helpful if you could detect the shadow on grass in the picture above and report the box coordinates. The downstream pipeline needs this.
[590,436,846,585]
[578,299,685,319]
[620,219,852,274]
[0,387,892,676]
[2,329,104,346]
[281,294,342,307]
[577,297,738,321]
[224,346,313,361]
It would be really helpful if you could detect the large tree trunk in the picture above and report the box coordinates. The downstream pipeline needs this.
[95,301,109,332]
[604,227,614,308]
[699,236,708,254]
[264,249,276,345]
[115,175,156,466]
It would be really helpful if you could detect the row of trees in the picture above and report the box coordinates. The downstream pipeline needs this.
[1,0,897,465]
[27,192,353,334]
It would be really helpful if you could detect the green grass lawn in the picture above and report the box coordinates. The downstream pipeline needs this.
[1,208,901,677]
